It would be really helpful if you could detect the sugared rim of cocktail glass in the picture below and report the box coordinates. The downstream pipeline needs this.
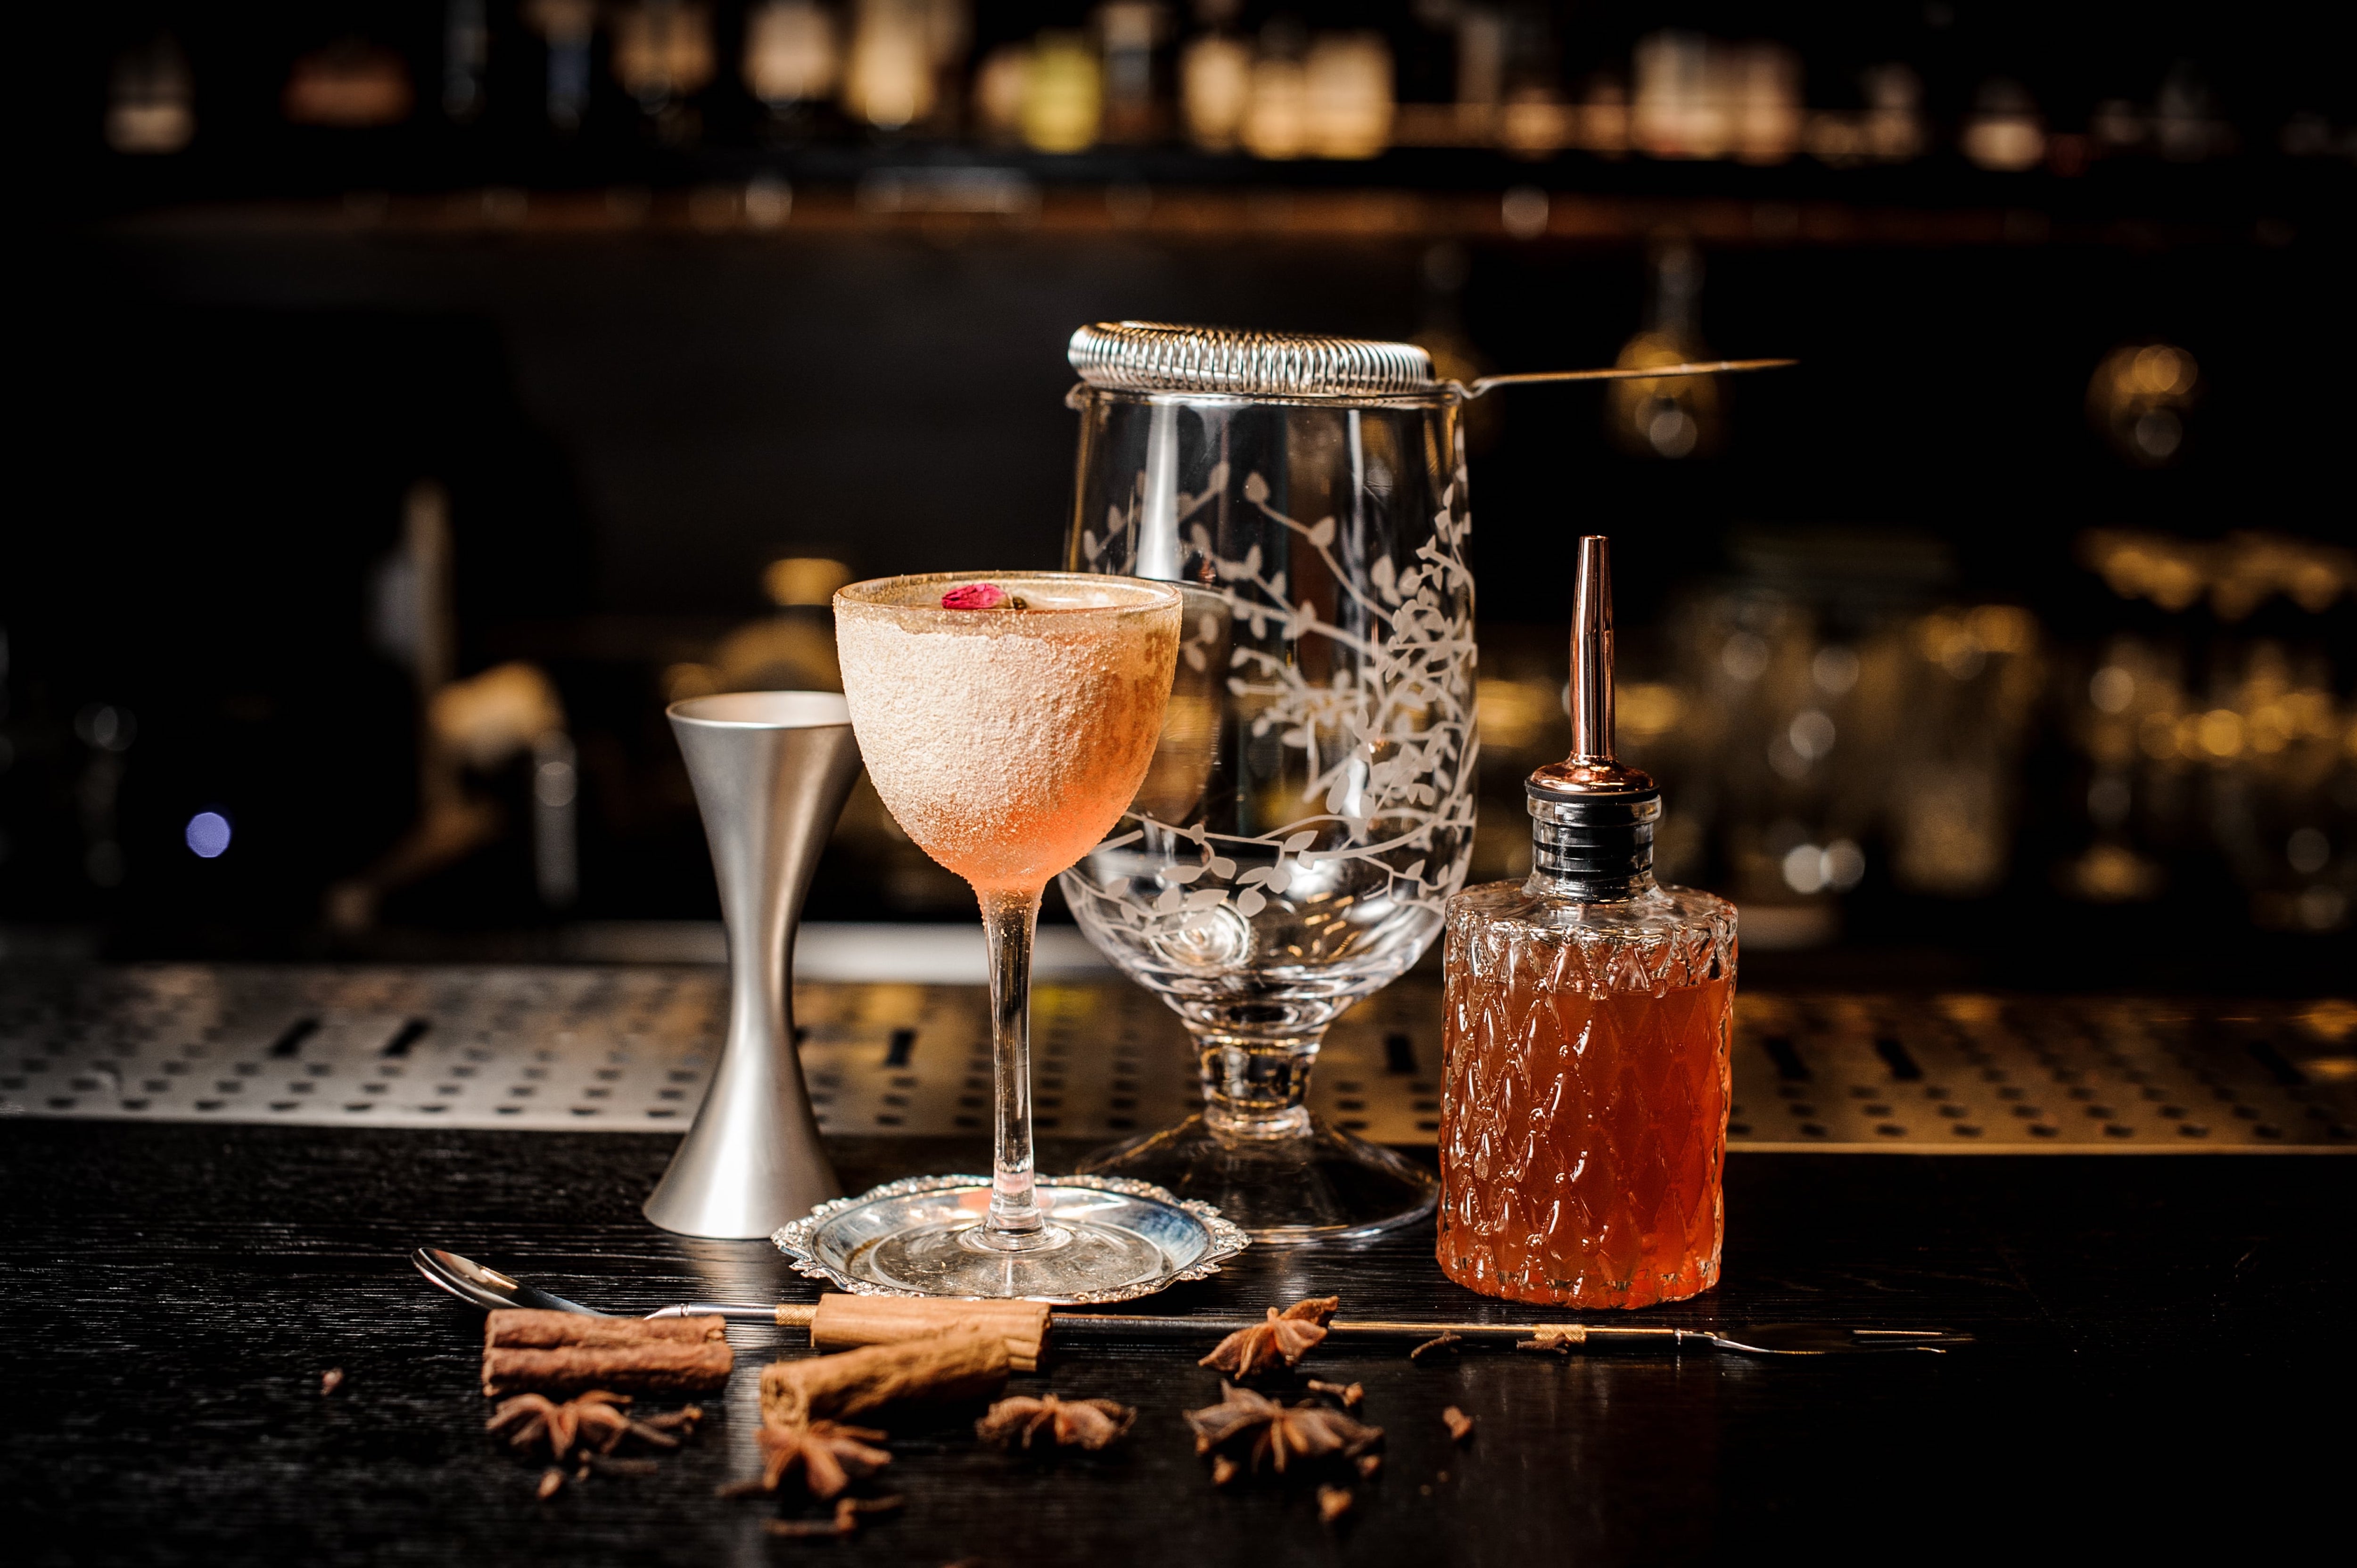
[833,569,1181,622]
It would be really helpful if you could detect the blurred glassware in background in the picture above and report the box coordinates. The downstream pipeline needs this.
[333,484,578,930]
[2060,531,2357,933]
[1470,531,2044,951]
[2078,530,2356,621]
[1059,324,1475,1239]
[1607,240,1721,460]
[2088,343,2200,467]
[284,38,415,128]
[107,35,194,154]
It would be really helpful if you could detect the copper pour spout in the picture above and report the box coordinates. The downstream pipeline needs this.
[1529,535,1654,799]
[1570,535,1615,764]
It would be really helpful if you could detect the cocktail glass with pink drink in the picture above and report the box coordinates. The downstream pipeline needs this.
[828,571,1190,1297]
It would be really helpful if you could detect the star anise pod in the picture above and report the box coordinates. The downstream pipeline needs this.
[756,1419,892,1499]
[486,1391,699,1461]
[976,1394,1137,1452]
[1198,1296,1341,1379]
[1185,1382,1383,1476]
[487,1391,620,1461]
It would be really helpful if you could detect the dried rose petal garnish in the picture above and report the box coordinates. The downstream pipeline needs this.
[940,583,1008,610]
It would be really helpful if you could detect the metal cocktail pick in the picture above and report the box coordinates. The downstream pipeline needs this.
[642,692,862,1239]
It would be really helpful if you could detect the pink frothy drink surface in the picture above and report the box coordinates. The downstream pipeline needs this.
[835,577,1181,895]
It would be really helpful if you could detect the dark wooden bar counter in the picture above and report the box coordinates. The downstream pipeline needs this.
[5,1105,2351,1564]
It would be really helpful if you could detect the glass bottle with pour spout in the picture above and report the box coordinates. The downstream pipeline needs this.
[1438,535,1736,1306]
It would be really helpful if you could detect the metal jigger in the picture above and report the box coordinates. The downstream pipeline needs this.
[643,692,861,1239]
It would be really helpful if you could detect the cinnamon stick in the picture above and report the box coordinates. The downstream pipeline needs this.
[486,1309,723,1350]
[808,1296,1051,1372]
[759,1330,1009,1430]
[481,1310,733,1397]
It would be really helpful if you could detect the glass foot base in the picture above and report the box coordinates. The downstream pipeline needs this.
[1075,1113,1438,1244]
[863,1217,1168,1297]
[774,1175,1251,1303]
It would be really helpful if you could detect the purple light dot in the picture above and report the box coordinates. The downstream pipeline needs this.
[185,812,232,859]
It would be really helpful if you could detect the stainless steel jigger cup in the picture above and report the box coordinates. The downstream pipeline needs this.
[643,692,862,1239]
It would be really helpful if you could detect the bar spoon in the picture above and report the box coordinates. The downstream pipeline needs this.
[412,1248,1963,1355]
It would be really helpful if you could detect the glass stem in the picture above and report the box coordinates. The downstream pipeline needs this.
[1195,1025,1322,1138]
[981,887,1045,1241]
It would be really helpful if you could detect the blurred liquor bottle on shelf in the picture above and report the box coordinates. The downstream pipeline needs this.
[1961,78,2044,171]
[1803,62,1923,164]
[1492,6,1563,158]
[1197,12,1394,159]
[745,1,842,131]
[1450,4,1502,142]
[1607,240,1721,460]
[2153,64,2237,162]
[1177,0,1248,152]
[284,38,414,128]
[1239,15,1307,159]
[107,34,194,154]
[525,0,596,131]
[612,0,716,143]
[1302,32,1394,159]
[1021,31,1102,153]
[1094,2,1169,144]
[444,0,488,122]
[841,0,965,132]
[1631,33,1800,164]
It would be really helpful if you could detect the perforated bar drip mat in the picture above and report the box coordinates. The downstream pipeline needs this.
[1,966,2352,1152]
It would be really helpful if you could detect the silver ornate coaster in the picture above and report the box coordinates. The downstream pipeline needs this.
[774,1174,1249,1305]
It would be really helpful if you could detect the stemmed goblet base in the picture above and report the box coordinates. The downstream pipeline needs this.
[1078,1114,1437,1244]
[1076,1030,1437,1242]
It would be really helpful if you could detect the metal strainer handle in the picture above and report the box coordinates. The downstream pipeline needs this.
[1462,358,1798,397]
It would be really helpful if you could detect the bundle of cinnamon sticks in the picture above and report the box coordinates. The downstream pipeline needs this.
[481,1310,734,1398]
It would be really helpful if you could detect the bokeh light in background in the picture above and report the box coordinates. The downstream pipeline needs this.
[185,811,232,859]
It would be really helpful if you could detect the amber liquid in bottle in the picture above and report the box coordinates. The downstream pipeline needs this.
[1437,531,1735,1307]
[1435,882,1735,1307]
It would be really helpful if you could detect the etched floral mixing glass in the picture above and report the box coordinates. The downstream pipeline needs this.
[1056,323,1481,1240]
